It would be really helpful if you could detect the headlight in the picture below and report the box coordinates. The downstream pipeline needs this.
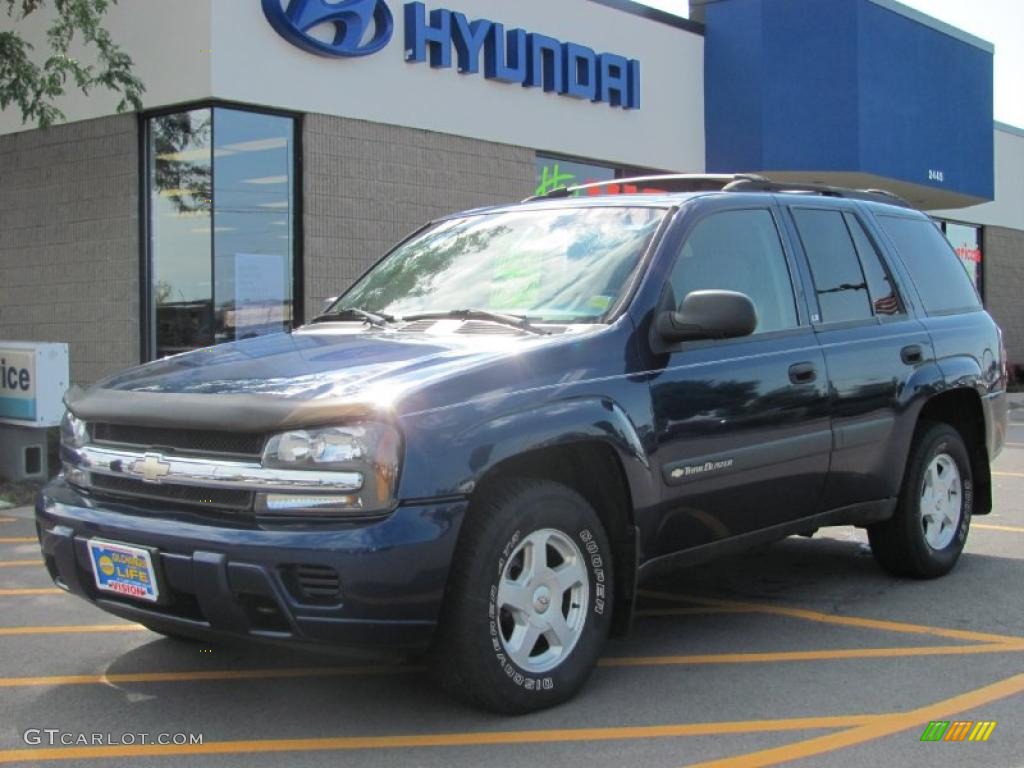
[60,410,88,449]
[59,410,91,488]
[258,423,401,517]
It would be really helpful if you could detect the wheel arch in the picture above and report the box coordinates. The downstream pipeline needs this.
[471,439,640,637]
[915,388,992,515]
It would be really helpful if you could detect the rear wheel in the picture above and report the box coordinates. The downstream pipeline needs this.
[431,479,614,713]
[868,421,973,578]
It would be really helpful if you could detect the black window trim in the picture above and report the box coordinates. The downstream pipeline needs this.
[787,204,888,331]
[840,210,907,324]
[139,99,304,363]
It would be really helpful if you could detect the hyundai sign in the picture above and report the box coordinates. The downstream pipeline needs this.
[0,342,69,427]
[263,0,641,109]
[261,0,395,57]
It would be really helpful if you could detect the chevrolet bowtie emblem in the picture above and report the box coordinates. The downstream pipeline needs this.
[132,453,171,483]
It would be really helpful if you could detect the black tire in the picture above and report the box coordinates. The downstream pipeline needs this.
[868,421,973,578]
[431,479,614,714]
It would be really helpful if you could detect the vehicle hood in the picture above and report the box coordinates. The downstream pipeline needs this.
[68,325,567,431]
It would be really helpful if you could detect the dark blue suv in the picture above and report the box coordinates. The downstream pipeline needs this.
[38,175,1008,713]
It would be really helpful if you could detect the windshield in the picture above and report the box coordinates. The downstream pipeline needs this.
[330,207,667,323]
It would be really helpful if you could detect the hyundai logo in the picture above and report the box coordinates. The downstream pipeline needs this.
[262,0,394,58]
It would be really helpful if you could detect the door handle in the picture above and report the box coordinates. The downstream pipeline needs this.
[901,345,924,365]
[789,362,817,384]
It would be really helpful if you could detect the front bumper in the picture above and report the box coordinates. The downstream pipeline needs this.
[36,479,467,652]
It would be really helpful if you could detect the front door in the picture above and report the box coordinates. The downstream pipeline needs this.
[643,205,831,560]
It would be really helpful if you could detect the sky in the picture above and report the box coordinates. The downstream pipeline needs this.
[636,0,1024,129]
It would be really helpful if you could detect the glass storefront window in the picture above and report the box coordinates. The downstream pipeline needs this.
[147,107,297,359]
[535,154,668,197]
[535,156,616,197]
[941,221,983,299]
[149,109,214,357]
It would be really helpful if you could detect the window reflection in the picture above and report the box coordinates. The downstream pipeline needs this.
[150,109,214,357]
[148,107,296,359]
[337,208,665,323]
[213,109,294,344]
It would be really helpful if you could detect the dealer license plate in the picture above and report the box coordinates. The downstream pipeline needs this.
[86,540,160,603]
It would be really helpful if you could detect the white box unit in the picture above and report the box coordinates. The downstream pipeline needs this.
[0,342,69,428]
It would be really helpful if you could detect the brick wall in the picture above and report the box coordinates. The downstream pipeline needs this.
[0,112,537,384]
[0,115,139,385]
[982,225,1024,368]
[302,114,536,321]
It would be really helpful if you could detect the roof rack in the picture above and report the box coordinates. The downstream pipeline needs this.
[525,173,913,209]
[524,174,762,201]
[722,177,913,208]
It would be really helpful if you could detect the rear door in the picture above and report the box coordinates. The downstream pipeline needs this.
[644,203,831,559]
[782,203,934,509]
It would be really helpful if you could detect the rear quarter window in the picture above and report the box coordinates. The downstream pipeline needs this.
[875,215,982,314]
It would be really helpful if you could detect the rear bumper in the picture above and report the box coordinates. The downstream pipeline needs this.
[36,479,467,652]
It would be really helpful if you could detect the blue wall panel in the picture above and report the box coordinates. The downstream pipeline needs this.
[702,0,765,174]
[857,1,993,198]
[703,0,994,201]
[760,0,860,172]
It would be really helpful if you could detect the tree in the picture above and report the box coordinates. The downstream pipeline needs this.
[0,0,143,128]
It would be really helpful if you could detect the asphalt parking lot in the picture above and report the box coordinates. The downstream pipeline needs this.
[1,413,1023,767]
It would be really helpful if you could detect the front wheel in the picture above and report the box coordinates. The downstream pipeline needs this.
[431,479,614,713]
[868,421,973,578]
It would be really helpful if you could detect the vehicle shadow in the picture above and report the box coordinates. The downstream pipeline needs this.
[14,533,1024,732]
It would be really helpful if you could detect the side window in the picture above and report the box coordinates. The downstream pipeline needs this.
[843,213,903,316]
[670,209,798,334]
[876,215,982,314]
[792,208,874,323]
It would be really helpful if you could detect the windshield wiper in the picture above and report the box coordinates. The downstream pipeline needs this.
[400,309,551,336]
[311,307,396,327]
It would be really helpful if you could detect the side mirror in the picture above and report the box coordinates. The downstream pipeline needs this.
[655,290,758,343]
[321,296,339,313]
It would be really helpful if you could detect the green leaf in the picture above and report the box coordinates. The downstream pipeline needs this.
[1,0,145,128]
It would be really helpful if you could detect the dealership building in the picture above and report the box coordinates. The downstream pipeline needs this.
[1,0,1022,387]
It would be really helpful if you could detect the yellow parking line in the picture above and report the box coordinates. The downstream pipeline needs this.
[0,538,35,544]
[1004,442,1024,448]
[0,665,410,688]
[635,607,748,617]
[602,642,1024,668]
[974,522,1024,533]
[683,671,1024,767]
[2,641,1021,690]
[993,471,1024,478]
[0,588,63,597]
[0,560,43,568]
[6,673,1024,764]
[0,624,145,637]
[0,714,889,764]
[639,591,1023,645]
[0,518,17,524]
